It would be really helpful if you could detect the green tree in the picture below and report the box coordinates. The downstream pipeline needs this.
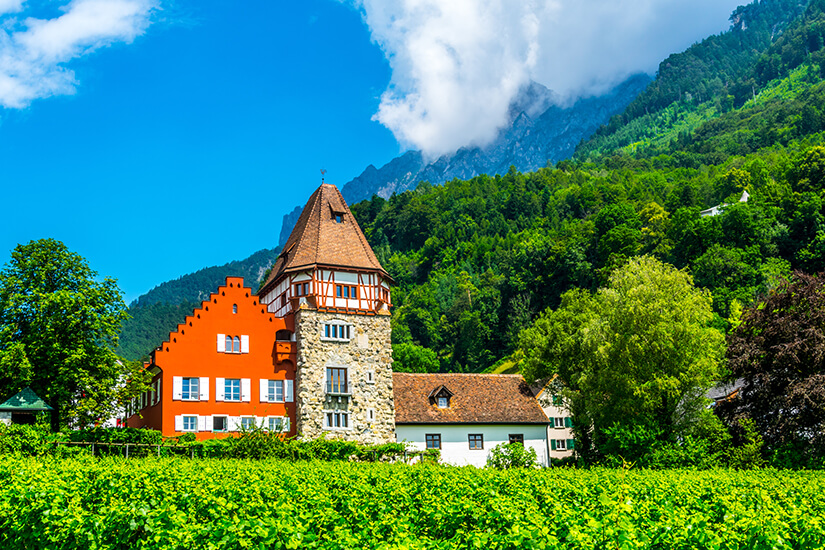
[0,239,141,429]
[392,343,439,373]
[517,256,725,462]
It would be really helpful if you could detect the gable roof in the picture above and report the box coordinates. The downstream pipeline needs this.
[393,373,549,424]
[0,387,53,412]
[259,183,388,295]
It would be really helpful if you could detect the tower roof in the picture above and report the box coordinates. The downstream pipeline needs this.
[259,183,388,295]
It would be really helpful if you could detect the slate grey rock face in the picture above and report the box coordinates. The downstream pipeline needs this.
[279,74,652,245]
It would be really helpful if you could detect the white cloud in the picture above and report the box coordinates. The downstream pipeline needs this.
[0,0,23,16]
[0,0,156,109]
[351,0,743,157]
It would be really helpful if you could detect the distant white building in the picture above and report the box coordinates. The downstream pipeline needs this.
[394,373,551,467]
[700,190,750,217]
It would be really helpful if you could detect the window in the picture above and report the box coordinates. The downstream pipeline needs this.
[232,336,240,353]
[335,214,343,223]
[469,434,484,450]
[326,367,348,394]
[323,322,351,341]
[367,408,375,421]
[269,417,285,432]
[552,439,572,451]
[509,434,524,445]
[426,434,441,450]
[268,380,284,402]
[325,411,349,429]
[232,304,237,314]
[225,379,241,401]
[225,335,232,352]
[240,417,255,430]
[437,396,449,409]
[350,286,357,299]
[554,417,565,428]
[213,416,227,432]
[181,378,199,400]
[280,294,287,307]
[182,416,197,432]
[366,370,375,384]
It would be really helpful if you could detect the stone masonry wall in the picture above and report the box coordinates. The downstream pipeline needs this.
[294,307,395,444]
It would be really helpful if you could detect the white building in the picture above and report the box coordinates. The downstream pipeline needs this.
[394,373,550,467]
[534,378,575,461]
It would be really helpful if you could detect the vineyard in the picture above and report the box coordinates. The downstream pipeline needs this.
[1,457,824,549]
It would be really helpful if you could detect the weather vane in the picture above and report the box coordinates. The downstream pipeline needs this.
[321,169,327,183]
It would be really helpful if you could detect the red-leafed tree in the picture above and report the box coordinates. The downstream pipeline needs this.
[721,271,825,464]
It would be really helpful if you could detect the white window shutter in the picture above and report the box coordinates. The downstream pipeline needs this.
[198,415,207,432]
[216,378,225,401]
[241,335,249,354]
[172,376,182,400]
[259,379,268,403]
[174,415,183,431]
[217,333,226,352]
[257,416,266,428]
[285,380,294,403]
[283,416,290,432]
[199,377,209,401]
[229,416,240,431]
[241,378,251,402]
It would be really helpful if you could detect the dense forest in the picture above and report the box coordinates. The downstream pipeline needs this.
[347,0,825,374]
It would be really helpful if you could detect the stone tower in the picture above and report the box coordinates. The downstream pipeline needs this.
[257,183,395,444]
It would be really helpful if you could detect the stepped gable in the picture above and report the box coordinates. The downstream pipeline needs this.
[393,373,549,424]
[260,183,387,295]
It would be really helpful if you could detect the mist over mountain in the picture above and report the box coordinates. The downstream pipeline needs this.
[279,73,651,245]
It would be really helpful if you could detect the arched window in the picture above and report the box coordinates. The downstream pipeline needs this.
[225,335,232,352]
[233,336,240,353]
[276,329,292,341]
[232,304,238,314]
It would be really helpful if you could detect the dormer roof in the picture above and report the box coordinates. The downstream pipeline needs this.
[259,183,388,296]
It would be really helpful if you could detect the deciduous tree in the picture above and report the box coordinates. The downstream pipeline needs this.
[0,239,142,429]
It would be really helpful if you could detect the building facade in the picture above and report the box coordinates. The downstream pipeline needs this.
[394,373,551,467]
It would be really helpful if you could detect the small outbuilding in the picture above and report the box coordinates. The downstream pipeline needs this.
[0,387,53,426]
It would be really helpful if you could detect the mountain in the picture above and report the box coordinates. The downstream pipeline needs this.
[117,248,280,360]
[278,74,652,245]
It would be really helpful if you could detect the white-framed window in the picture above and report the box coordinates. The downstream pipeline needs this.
[217,333,249,353]
[324,410,350,429]
[322,322,352,341]
[225,379,241,401]
[213,416,227,432]
[366,408,375,422]
[240,417,255,431]
[437,397,449,409]
[182,416,198,432]
[366,370,375,384]
[181,377,199,400]
[554,417,565,428]
[269,380,284,402]
[268,416,289,432]
[553,439,568,451]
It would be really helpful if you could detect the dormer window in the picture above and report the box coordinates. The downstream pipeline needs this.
[335,214,343,223]
[429,385,453,409]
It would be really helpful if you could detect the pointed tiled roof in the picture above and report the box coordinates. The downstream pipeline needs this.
[0,387,53,411]
[259,183,388,295]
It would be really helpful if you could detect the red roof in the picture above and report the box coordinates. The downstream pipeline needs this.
[259,183,387,295]
[393,373,549,424]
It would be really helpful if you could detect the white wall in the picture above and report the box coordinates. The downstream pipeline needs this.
[397,424,549,467]
[541,403,575,460]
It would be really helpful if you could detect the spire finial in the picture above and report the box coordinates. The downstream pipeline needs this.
[320,169,327,183]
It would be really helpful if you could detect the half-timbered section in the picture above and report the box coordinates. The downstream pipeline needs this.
[125,277,297,440]
[257,183,396,444]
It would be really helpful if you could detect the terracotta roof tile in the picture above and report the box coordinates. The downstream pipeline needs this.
[259,184,387,295]
[393,373,549,424]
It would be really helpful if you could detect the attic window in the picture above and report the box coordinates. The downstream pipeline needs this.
[438,396,449,408]
[334,213,343,223]
[429,385,453,409]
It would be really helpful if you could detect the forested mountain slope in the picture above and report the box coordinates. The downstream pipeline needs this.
[117,248,279,360]
[353,0,825,373]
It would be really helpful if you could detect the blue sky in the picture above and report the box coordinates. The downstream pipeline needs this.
[0,0,743,304]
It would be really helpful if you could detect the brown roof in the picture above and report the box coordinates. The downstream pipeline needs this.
[393,373,549,424]
[259,183,388,295]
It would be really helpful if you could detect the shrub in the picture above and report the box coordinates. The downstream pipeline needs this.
[487,442,538,469]
[0,424,53,456]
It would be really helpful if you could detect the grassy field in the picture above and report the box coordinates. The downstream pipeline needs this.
[1,456,824,549]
